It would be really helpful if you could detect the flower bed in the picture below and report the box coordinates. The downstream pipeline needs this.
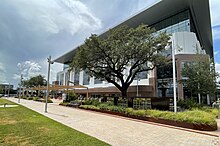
[79,104,218,131]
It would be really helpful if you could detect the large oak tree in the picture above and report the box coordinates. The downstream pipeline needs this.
[71,25,170,106]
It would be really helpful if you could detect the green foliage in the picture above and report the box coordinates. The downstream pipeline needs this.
[33,97,38,101]
[79,102,218,125]
[177,99,201,109]
[59,102,69,106]
[181,56,218,96]
[27,97,33,100]
[22,75,47,88]
[0,98,109,146]
[71,24,170,97]
[68,91,78,101]
[80,105,100,110]
[83,100,101,106]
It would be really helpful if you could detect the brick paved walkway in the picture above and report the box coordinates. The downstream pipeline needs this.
[6,98,220,146]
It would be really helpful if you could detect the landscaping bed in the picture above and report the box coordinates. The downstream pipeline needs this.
[78,104,219,131]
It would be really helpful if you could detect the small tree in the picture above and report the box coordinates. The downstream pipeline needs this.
[23,75,47,88]
[181,55,218,104]
[71,25,170,107]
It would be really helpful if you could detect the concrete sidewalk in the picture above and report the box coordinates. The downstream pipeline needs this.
[6,98,220,146]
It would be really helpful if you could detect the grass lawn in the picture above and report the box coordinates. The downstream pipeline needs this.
[0,98,109,146]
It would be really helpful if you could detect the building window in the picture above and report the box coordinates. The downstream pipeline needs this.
[151,10,190,34]
[134,71,148,80]
[94,78,103,84]
[60,74,64,85]
[74,71,79,85]
[83,71,90,85]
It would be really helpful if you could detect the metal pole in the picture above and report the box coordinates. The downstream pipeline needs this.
[18,74,23,103]
[45,56,53,113]
[8,83,10,97]
[172,36,177,113]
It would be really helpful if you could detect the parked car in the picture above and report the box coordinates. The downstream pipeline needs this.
[4,94,8,97]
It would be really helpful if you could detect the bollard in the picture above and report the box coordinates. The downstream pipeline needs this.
[4,103,8,107]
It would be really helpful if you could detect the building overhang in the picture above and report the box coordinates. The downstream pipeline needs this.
[54,0,213,64]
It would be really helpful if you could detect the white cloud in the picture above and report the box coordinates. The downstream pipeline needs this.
[8,0,102,35]
[14,61,42,80]
[210,0,220,27]
[212,27,220,40]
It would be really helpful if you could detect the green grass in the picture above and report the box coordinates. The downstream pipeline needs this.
[0,98,109,146]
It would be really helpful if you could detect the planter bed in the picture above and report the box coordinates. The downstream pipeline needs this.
[78,107,217,131]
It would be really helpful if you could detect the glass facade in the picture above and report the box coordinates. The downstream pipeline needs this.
[74,71,79,85]
[151,10,190,34]
[60,74,64,85]
[83,71,90,85]
[134,71,148,80]
[152,10,196,97]
[94,78,103,84]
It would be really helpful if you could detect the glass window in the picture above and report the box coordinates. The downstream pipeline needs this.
[83,71,90,85]
[94,78,103,84]
[74,71,79,85]
[134,71,148,80]
[60,74,64,85]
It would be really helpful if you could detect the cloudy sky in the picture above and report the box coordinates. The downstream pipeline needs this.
[0,0,219,88]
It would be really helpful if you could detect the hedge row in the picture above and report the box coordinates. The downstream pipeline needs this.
[80,104,219,125]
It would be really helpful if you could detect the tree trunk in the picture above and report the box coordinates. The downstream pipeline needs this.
[127,97,134,108]
[121,89,133,108]
[113,96,118,106]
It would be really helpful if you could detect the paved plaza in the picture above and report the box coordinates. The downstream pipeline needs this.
[5,98,220,146]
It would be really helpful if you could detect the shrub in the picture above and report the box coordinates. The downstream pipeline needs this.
[131,110,146,116]
[68,91,78,101]
[98,103,111,110]
[125,108,133,115]
[177,99,201,109]
[27,97,33,100]
[33,97,38,101]
[80,105,100,110]
[84,100,93,105]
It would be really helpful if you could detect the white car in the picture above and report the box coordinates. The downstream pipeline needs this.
[4,94,8,97]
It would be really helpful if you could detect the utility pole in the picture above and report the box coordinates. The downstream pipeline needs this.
[19,74,23,103]
[45,56,54,113]
[7,83,10,97]
[172,35,177,113]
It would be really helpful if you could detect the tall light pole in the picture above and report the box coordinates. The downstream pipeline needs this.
[7,83,10,97]
[172,36,177,113]
[45,56,54,113]
[18,74,23,103]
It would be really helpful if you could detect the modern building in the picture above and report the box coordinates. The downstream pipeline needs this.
[54,0,213,100]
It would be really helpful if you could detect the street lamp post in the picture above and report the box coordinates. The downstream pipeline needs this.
[172,37,177,113]
[7,83,10,97]
[18,74,23,103]
[45,56,54,113]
